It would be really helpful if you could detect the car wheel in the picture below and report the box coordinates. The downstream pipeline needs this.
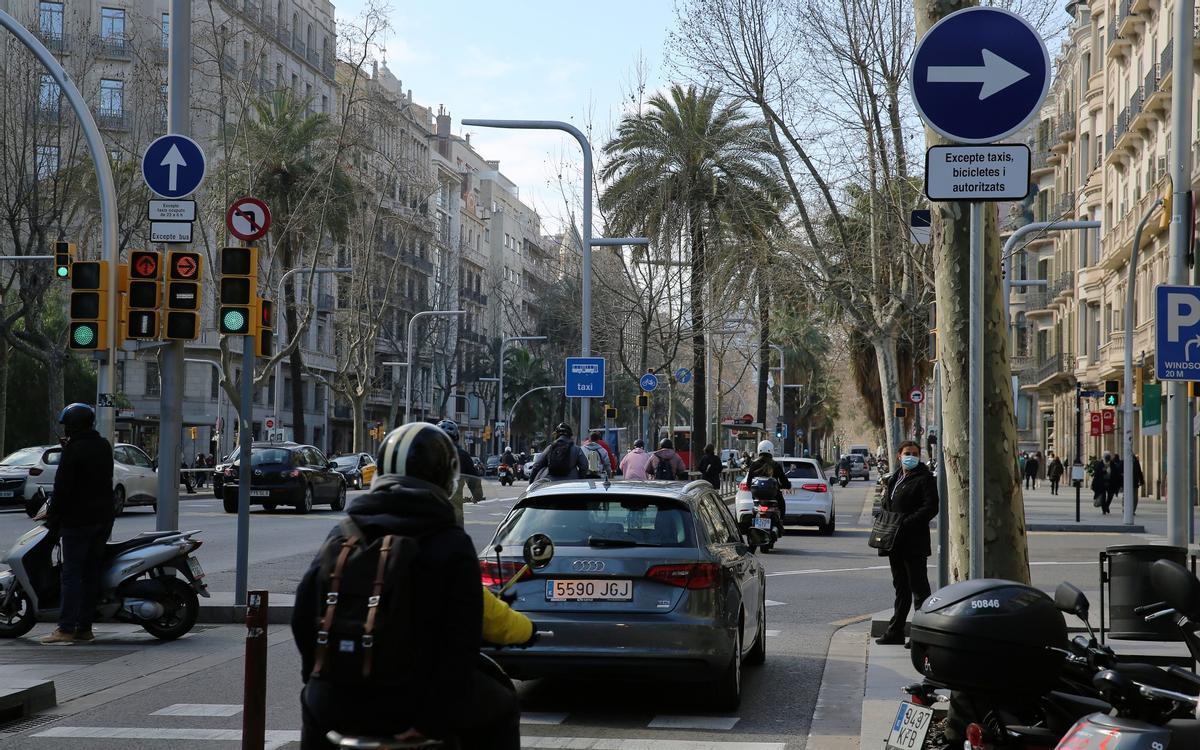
[294,485,314,514]
[354,476,362,490]
[330,482,346,511]
[222,494,237,513]
[711,621,743,710]
[113,486,126,516]
[746,591,766,666]
[820,510,836,536]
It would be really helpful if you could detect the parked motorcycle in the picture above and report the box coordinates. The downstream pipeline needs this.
[747,477,783,553]
[326,534,556,749]
[0,493,208,640]
[497,463,514,487]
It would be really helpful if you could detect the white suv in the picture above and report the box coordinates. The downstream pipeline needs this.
[734,457,835,535]
[26,443,160,513]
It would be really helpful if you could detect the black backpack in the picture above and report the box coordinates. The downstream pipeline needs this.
[310,518,419,684]
[653,452,677,480]
[546,440,574,477]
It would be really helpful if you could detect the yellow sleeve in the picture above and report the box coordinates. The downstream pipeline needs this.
[481,587,534,645]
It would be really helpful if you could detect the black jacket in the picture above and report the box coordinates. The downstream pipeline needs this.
[880,463,939,558]
[50,430,114,529]
[697,453,723,488]
[292,475,481,738]
[456,446,479,476]
[746,457,792,495]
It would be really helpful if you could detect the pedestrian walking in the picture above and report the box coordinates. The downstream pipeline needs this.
[1018,452,1027,481]
[1090,454,1109,514]
[619,440,652,480]
[646,439,688,481]
[1034,451,1044,488]
[1108,453,1124,512]
[1023,452,1039,490]
[1046,452,1064,496]
[41,404,115,645]
[697,444,723,490]
[875,441,939,647]
[1132,453,1145,513]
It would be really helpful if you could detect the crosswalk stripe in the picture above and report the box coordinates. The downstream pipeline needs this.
[522,739,784,749]
[764,599,787,607]
[152,703,242,717]
[522,713,569,725]
[33,727,299,750]
[646,716,740,730]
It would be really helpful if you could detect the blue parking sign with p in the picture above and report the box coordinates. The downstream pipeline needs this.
[1155,285,1200,381]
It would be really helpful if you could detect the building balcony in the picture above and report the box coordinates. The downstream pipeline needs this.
[1023,288,1053,317]
[1143,63,1169,114]
[1086,70,1105,112]
[1033,352,1075,389]
[1159,39,1175,92]
[1106,24,1131,61]
[1031,148,1054,177]
[1117,0,1140,36]
[1058,190,1076,217]
[1049,270,1075,301]
[323,58,336,79]
[34,28,68,55]
[307,48,320,67]
[96,35,132,60]
[1131,0,1151,12]
[95,108,131,131]
[1057,111,1077,142]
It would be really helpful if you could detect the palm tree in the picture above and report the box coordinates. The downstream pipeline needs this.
[601,84,785,453]
[236,91,354,439]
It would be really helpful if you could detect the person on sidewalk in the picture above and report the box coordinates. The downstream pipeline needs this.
[292,422,525,750]
[1024,452,1039,490]
[619,439,652,480]
[1108,453,1125,513]
[646,438,688,481]
[876,440,939,647]
[1046,452,1064,496]
[1132,453,1145,512]
[1018,452,1027,481]
[697,443,723,489]
[41,403,115,645]
[1091,454,1110,514]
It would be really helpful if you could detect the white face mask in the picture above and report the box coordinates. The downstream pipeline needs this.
[900,455,919,470]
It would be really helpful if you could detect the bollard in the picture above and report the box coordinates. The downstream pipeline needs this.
[242,590,268,750]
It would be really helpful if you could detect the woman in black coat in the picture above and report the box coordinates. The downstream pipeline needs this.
[876,440,940,646]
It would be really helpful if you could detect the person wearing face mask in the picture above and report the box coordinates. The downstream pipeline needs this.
[875,440,939,647]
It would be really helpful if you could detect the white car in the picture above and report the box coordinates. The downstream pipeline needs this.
[0,446,47,505]
[26,442,160,513]
[734,456,835,535]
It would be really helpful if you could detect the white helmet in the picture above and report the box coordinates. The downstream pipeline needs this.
[757,440,775,455]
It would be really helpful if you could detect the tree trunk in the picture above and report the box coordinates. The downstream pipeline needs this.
[285,297,307,442]
[46,349,65,443]
[351,392,366,454]
[757,293,770,429]
[0,342,9,457]
[873,330,902,461]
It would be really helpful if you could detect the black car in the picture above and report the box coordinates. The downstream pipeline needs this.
[221,442,346,514]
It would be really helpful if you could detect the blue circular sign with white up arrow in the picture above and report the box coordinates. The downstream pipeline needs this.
[911,7,1050,144]
[141,134,206,199]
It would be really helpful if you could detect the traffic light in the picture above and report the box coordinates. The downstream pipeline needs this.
[125,250,161,340]
[1104,379,1119,407]
[68,260,109,349]
[604,404,617,420]
[636,394,649,408]
[256,298,273,357]
[894,405,908,418]
[1104,392,1119,406]
[165,250,202,340]
[54,240,74,279]
[774,422,785,439]
[219,246,257,336]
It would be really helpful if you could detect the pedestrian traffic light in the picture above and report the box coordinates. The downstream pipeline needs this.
[219,246,257,336]
[54,240,74,279]
[164,250,202,341]
[68,260,109,349]
[256,298,273,357]
[1104,392,1119,407]
[604,404,617,420]
[774,422,786,439]
[894,405,907,418]
[636,394,649,408]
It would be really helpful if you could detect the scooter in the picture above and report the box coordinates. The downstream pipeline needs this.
[326,534,556,749]
[838,467,850,487]
[0,491,208,640]
[747,477,783,553]
[497,463,514,487]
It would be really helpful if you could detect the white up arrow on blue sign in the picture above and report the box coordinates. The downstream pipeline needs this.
[142,134,206,199]
[639,373,659,392]
[910,7,1050,144]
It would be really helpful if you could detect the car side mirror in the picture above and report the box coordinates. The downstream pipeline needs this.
[327,461,337,470]
[746,527,771,547]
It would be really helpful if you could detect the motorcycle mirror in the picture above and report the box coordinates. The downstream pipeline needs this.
[746,527,771,547]
[1151,560,1200,619]
[1054,581,1090,619]
[1092,669,1135,703]
[522,534,555,570]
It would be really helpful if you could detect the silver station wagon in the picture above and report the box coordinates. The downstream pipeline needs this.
[480,478,768,710]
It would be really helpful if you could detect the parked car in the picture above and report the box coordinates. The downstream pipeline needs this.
[735,456,835,535]
[485,455,502,476]
[331,453,376,490]
[26,443,160,513]
[221,442,346,514]
[523,452,542,480]
[480,478,767,710]
[211,454,231,497]
[0,446,46,505]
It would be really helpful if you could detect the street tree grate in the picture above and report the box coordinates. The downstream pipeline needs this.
[0,714,65,735]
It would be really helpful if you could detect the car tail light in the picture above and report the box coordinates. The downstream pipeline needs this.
[965,723,984,749]
[801,483,828,493]
[646,563,721,589]
[28,467,42,476]
[224,467,235,477]
[738,482,748,491]
[756,505,772,513]
[479,560,523,587]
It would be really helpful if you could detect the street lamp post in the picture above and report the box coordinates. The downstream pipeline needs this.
[768,343,785,423]
[273,266,351,438]
[497,335,546,454]
[404,310,466,423]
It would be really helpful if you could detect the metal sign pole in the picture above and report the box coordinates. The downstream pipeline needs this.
[969,201,985,579]
[935,362,949,588]
[234,330,254,606]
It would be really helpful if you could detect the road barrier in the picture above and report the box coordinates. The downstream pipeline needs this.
[242,590,268,750]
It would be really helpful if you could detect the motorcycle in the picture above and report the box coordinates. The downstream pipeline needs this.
[497,463,514,487]
[326,534,556,749]
[0,491,208,640]
[747,477,783,553]
[838,467,850,487]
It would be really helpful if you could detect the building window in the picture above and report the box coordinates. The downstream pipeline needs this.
[146,361,160,397]
[100,7,126,41]
[38,74,59,114]
[38,2,63,39]
[268,375,276,407]
[35,145,59,178]
[161,13,169,48]
[210,367,220,399]
[116,361,126,393]
[99,78,123,116]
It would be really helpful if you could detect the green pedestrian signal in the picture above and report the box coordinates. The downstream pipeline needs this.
[1104,393,1119,406]
[56,266,69,278]
[71,322,97,348]
[221,308,247,334]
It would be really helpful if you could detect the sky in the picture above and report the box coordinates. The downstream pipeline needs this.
[335,0,678,233]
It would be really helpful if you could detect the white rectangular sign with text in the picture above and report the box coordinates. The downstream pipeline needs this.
[924,144,1031,201]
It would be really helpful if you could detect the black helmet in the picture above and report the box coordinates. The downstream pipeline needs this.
[59,403,96,432]
[377,423,460,496]
[659,438,674,450]
[554,422,573,438]
[436,418,460,442]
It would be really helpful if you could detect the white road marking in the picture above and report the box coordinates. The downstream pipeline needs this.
[522,713,569,725]
[767,560,1095,578]
[765,599,787,607]
[648,715,740,730]
[522,740,784,749]
[765,629,781,637]
[33,727,299,750]
[152,704,243,717]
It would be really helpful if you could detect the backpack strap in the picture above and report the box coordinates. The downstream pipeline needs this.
[311,531,360,678]
[360,534,395,678]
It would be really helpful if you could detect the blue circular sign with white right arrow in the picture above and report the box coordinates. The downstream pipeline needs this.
[142,134,206,199]
[911,7,1050,144]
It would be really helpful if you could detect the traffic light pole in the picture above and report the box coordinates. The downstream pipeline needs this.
[154,0,192,533]
[235,329,254,606]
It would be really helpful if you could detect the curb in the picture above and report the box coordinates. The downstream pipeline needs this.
[805,619,870,750]
[1028,523,1145,533]
[197,604,293,625]
[0,679,56,720]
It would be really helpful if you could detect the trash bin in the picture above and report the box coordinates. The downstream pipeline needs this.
[1103,544,1188,641]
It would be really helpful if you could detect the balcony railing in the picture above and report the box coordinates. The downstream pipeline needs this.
[1145,68,1157,101]
[1034,353,1068,384]
[1106,127,1115,153]
[95,108,130,131]
[1057,112,1076,139]
[1161,40,1174,87]
[97,35,131,59]
[1048,271,1074,298]
[307,48,320,67]
[34,28,68,54]
[1032,149,1052,171]
[323,58,336,78]
[1023,288,1051,311]
[1059,190,1076,216]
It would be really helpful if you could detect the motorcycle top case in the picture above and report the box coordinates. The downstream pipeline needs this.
[909,578,1067,694]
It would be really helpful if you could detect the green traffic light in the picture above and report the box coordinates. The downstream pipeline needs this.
[56,266,69,278]
[72,324,95,347]
[222,309,246,332]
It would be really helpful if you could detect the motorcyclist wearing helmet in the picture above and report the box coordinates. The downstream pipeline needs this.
[528,422,589,480]
[437,418,483,523]
[41,403,114,645]
[745,440,792,521]
[292,422,525,749]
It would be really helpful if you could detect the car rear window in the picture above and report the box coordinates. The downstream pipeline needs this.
[333,456,357,468]
[249,449,291,465]
[780,462,819,479]
[494,495,696,548]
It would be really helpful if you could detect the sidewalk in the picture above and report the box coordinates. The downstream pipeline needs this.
[1021,482,1161,534]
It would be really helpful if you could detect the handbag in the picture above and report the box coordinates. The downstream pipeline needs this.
[868,510,903,551]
